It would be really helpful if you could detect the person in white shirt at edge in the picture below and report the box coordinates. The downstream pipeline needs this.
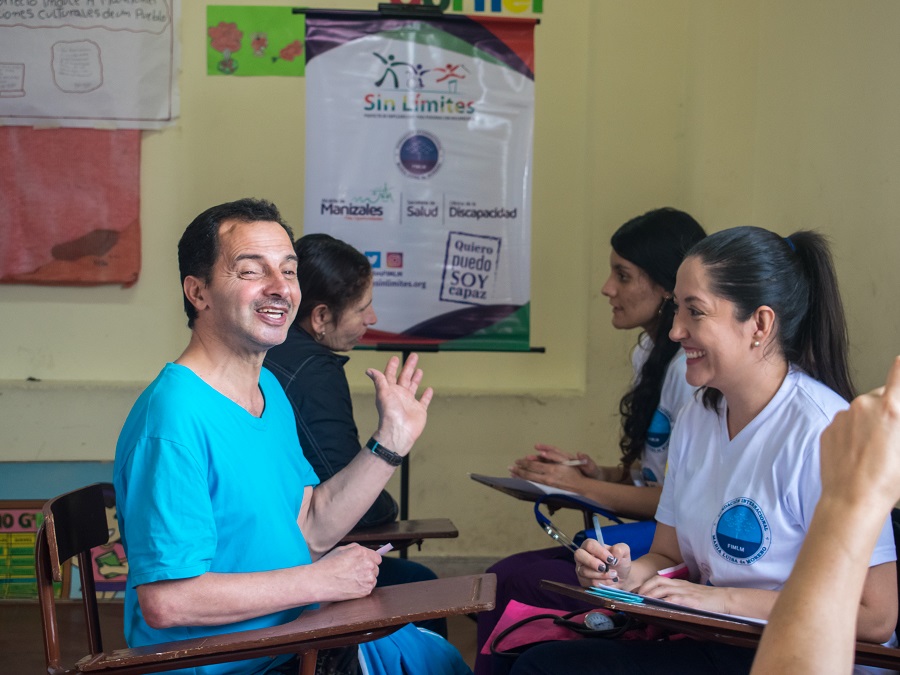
[510,227,897,675]
[753,355,900,675]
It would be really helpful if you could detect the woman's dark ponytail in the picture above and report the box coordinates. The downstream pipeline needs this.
[788,231,855,400]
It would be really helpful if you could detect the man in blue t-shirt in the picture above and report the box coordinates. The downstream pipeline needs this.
[114,198,434,675]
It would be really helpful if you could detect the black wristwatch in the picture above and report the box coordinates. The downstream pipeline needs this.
[366,436,403,467]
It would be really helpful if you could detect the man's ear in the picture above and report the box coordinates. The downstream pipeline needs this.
[183,276,209,315]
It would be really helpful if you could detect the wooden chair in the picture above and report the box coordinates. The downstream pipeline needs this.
[36,483,495,674]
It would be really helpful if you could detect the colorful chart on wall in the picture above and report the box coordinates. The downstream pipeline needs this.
[304,10,536,351]
[0,501,64,599]
[0,491,126,600]
[207,5,305,77]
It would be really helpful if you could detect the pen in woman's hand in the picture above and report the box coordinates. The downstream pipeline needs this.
[592,514,605,546]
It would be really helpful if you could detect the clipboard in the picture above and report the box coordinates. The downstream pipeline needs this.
[469,473,606,506]
[541,580,900,670]
[584,584,768,626]
[469,473,616,528]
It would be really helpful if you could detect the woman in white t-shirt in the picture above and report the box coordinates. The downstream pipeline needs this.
[510,208,705,517]
[475,208,706,675]
[511,227,898,675]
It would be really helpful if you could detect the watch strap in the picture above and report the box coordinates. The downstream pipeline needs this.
[366,436,403,467]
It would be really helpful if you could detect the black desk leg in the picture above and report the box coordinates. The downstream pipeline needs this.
[400,350,411,558]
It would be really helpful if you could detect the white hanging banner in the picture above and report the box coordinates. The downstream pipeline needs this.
[304,10,535,350]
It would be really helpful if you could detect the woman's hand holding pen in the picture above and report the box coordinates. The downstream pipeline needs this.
[575,540,731,614]
[574,538,632,589]
[509,444,602,489]
[510,456,584,491]
[533,443,602,479]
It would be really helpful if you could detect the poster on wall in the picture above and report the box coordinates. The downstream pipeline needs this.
[0,127,141,287]
[0,0,179,129]
[0,492,125,600]
[304,10,536,351]
[206,5,305,77]
[0,501,62,599]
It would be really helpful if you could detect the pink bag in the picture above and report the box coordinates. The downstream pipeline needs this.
[482,599,684,659]
[481,601,594,655]
[482,599,655,659]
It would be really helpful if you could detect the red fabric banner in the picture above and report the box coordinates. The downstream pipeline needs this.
[0,127,140,287]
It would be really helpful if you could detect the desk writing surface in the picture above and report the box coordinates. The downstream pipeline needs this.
[78,574,495,672]
[541,580,900,671]
[340,518,458,545]
[543,580,763,636]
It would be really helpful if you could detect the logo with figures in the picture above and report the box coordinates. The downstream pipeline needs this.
[363,52,476,118]
[711,498,771,565]
[373,53,471,93]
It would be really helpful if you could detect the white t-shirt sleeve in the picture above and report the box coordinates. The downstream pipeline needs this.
[654,398,699,528]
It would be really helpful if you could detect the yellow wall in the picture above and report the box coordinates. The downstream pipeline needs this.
[2,0,899,557]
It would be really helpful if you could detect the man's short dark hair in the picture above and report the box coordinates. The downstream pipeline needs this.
[177,198,293,328]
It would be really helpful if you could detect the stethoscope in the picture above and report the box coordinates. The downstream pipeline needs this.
[532,494,623,552]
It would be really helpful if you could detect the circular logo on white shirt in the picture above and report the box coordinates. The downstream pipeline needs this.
[645,408,672,453]
[711,498,771,565]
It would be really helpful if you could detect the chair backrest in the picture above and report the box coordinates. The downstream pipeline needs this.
[36,482,115,673]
